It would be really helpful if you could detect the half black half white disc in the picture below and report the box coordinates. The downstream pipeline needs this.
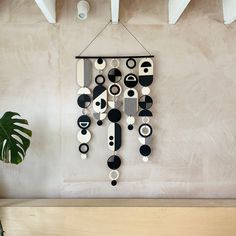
[108,123,122,151]
[124,73,138,88]
[77,59,92,87]
[93,85,107,113]
[77,115,91,129]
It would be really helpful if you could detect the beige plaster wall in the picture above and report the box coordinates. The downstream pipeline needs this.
[0,0,236,198]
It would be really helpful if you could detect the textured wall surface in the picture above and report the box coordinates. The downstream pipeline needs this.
[0,0,236,198]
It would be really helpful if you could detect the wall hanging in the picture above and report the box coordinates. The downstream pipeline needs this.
[75,21,155,186]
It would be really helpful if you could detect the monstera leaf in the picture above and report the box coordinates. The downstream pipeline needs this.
[0,111,32,164]
[0,220,4,236]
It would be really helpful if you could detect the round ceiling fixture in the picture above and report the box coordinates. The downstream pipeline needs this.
[77,1,90,20]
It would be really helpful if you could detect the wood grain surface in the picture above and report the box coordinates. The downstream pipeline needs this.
[0,199,236,236]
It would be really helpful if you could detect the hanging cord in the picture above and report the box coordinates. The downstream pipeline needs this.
[119,21,152,56]
[77,20,152,57]
[78,21,111,56]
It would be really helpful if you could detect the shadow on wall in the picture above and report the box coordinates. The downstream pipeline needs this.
[0,173,7,198]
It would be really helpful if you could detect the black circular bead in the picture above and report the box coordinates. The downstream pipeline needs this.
[77,115,91,129]
[95,74,105,85]
[128,124,133,130]
[139,123,152,137]
[108,109,122,123]
[81,129,87,135]
[107,155,121,170]
[111,180,117,186]
[77,94,91,108]
[79,143,89,154]
[109,142,114,146]
[109,84,121,96]
[97,57,103,64]
[139,145,151,156]
[126,58,136,69]
[109,136,114,140]
[128,90,134,97]
[97,120,103,126]
[108,68,122,83]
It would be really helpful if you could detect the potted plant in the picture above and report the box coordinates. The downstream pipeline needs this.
[0,111,32,236]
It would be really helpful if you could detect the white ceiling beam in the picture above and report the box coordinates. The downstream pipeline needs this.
[111,0,119,24]
[222,0,236,24]
[168,0,192,24]
[35,0,56,23]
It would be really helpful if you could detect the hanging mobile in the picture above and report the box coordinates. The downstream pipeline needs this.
[107,58,122,186]
[138,58,154,162]
[93,58,107,126]
[77,59,92,159]
[74,18,156,186]
[123,58,138,130]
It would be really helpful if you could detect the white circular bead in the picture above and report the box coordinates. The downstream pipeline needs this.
[109,170,119,180]
[77,130,91,143]
[142,87,150,95]
[81,154,87,160]
[126,116,135,124]
[82,108,89,115]
[110,58,120,68]
[142,117,150,124]
[142,156,149,162]
[95,58,106,71]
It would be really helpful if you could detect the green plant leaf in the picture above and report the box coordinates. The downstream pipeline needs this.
[0,111,32,164]
[0,220,4,236]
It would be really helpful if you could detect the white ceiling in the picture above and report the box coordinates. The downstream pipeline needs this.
[34,0,236,25]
